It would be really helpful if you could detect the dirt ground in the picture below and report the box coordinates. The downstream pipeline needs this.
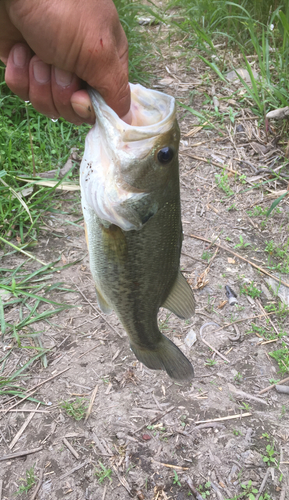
[1,17,289,500]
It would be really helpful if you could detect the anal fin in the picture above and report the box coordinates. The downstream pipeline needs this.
[95,287,112,314]
[162,271,195,319]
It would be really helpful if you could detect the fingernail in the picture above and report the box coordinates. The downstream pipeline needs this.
[71,101,93,120]
[55,68,73,87]
[13,45,29,68]
[33,60,50,84]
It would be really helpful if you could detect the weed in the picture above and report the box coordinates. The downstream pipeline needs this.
[197,482,211,499]
[159,312,171,331]
[240,282,262,299]
[94,462,112,484]
[234,235,251,249]
[15,465,36,495]
[261,433,270,440]
[215,171,234,196]
[202,250,212,261]
[205,358,216,366]
[262,444,277,466]
[232,429,242,436]
[280,405,287,419]
[172,470,181,487]
[60,398,88,420]
[239,401,251,411]
[234,372,243,383]
[269,343,289,374]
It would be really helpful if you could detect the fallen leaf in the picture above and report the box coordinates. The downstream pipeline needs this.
[228,257,235,264]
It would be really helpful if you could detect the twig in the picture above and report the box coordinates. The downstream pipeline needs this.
[0,446,43,462]
[152,459,189,470]
[2,367,70,416]
[9,403,40,449]
[0,480,3,500]
[256,299,279,337]
[29,469,44,500]
[63,437,80,459]
[102,485,107,500]
[84,384,98,422]
[255,467,271,500]
[59,461,88,480]
[258,376,289,395]
[188,154,241,175]
[228,383,268,405]
[189,233,289,289]
[199,322,230,363]
[190,422,225,433]
[186,477,204,500]
[73,282,123,338]
[113,466,132,496]
[132,405,175,435]
[195,413,251,424]
[78,343,100,359]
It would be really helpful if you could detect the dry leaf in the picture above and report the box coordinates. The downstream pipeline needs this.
[228,257,235,264]
[218,300,228,309]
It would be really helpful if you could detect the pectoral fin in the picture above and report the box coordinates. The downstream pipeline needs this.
[95,287,112,314]
[101,223,127,264]
[162,271,195,319]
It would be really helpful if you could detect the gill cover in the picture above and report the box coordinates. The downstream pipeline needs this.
[80,83,176,230]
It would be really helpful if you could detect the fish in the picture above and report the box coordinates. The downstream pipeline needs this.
[80,83,195,380]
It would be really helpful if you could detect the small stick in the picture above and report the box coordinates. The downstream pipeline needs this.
[2,367,70,416]
[113,466,132,496]
[29,469,44,500]
[78,343,101,359]
[152,459,189,470]
[258,376,289,395]
[189,233,289,289]
[0,480,3,500]
[132,405,175,435]
[59,461,87,480]
[84,384,98,422]
[199,323,230,363]
[255,467,271,500]
[195,412,251,424]
[9,403,40,449]
[0,409,49,413]
[102,485,107,500]
[188,154,241,175]
[186,477,204,500]
[73,282,123,338]
[256,299,279,337]
[63,437,80,459]
[0,446,43,462]
[228,383,268,405]
[190,422,225,433]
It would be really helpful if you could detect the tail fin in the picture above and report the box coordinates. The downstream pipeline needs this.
[130,335,194,381]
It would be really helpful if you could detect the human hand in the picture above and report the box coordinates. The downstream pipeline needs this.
[0,0,130,124]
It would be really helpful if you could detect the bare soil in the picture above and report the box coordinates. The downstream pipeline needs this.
[1,17,289,500]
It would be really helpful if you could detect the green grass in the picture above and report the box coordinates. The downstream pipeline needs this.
[15,465,36,495]
[60,397,88,420]
[94,462,113,484]
[240,281,262,299]
[269,342,289,374]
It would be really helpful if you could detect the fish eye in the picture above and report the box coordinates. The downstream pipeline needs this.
[157,146,174,164]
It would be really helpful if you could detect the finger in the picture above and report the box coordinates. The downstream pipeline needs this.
[70,90,95,124]
[29,55,59,118]
[5,43,32,100]
[50,68,87,125]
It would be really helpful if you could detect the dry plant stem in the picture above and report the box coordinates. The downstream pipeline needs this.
[63,437,80,459]
[59,461,88,481]
[256,299,279,337]
[255,467,271,500]
[9,402,40,449]
[189,233,289,289]
[258,376,289,395]
[102,485,107,500]
[113,466,132,495]
[186,477,204,500]
[0,480,3,500]
[151,459,189,470]
[0,446,43,462]
[29,469,44,500]
[200,322,230,363]
[195,412,251,424]
[84,384,98,422]
[188,154,241,175]
[2,367,70,416]
[73,282,123,338]
[132,405,175,435]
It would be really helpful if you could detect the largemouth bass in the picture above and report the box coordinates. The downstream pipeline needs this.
[80,84,195,380]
